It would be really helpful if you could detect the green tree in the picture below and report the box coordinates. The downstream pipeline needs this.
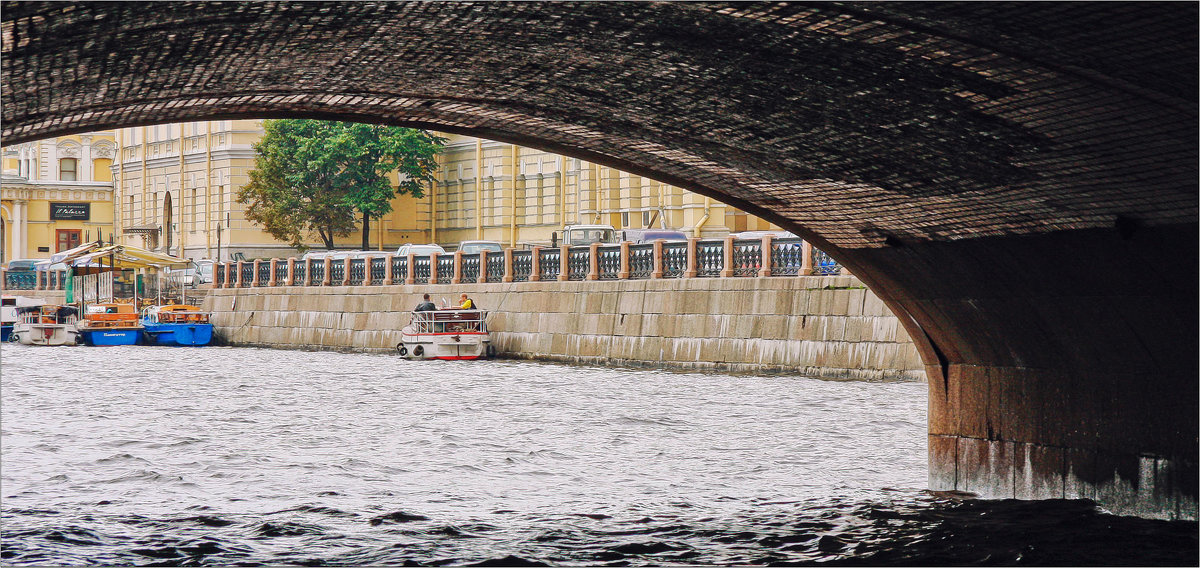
[237,120,445,250]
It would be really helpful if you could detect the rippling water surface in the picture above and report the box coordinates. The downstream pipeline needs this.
[2,345,1194,566]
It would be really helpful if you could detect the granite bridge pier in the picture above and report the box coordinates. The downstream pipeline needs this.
[3,2,1195,519]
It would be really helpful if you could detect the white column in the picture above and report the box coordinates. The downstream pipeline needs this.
[12,200,27,259]
[79,135,94,181]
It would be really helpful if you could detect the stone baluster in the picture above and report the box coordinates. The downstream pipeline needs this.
[588,243,600,280]
[652,239,664,279]
[759,235,774,277]
[502,248,514,283]
[720,236,735,278]
[267,259,278,286]
[321,257,332,286]
[529,246,542,282]
[800,241,813,276]
[383,254,394,286]
[405,253,416,285]
[452,251,463,284]
[478,251,489,284]
[286,258,296,286]
[619,241,631,279]
[558,244,569,282]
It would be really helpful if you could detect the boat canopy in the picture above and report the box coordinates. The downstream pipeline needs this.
[52,243,191,273]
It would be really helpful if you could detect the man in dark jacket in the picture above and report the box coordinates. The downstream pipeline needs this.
[414,293,436,311]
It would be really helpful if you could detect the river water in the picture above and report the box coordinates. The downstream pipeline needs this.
[1,344,1194,566]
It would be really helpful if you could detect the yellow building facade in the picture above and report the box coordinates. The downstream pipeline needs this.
[95,122,780,261]
[1,134,117,264]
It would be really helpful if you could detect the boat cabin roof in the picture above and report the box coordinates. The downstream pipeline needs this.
[87,303,136,314]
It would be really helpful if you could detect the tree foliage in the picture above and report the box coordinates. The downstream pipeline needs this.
[237,120,445,250]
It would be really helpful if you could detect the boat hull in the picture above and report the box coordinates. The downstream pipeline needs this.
[398,330,491,360]
[1,325,11,342]
[141,323,213,346]
[79,328,141,346]
[12,324,79,346]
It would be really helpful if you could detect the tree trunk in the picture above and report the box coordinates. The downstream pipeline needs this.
[361,211,371,250]
[318,229,335,250]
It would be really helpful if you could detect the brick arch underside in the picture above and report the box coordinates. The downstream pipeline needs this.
[3,2,1196,518]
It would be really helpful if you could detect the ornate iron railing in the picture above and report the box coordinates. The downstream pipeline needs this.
[485,252,505,283]
[771,238,805,276]
[662,241,688,278]
[597,245,621,280]
[412,256,431,284]
[330,259,346,285]
[460,253,480,283]
[211,236,848,290]
[4,272,36,290]
[256,261,271,286]
[539,248,561,281]
[567,246,589,281]
[812,248,842,276]
[369,257,386,284]
[732,238,762,277]
[292,261,306,285]
[628,243,654,279]
[309,260,325,286]
[437,255,455,284]
[348,258,365,286]
[696,239,724,278]
[511,250,532,282]
[391,255,409,283]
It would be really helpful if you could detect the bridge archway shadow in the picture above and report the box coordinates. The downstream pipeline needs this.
[3,1,1195,520]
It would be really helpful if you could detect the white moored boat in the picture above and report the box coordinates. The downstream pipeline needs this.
[10,304,80,346]
[397,308,494,360]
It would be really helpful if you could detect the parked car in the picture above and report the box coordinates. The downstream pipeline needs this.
[620,229,689,243]
[166,261,204,288]
[554,224,619,247]
[457,241,503,255]
[730,230,798,240]
[395,244,446,257]
[5,259,39,271]
[196,260,215,284]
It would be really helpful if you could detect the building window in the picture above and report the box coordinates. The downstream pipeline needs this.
[621,211,630,227]
[59,158,77,181]
[642,210,653,227]
[56,229,82,252]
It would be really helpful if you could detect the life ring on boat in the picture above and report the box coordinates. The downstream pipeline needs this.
[486,344,497,359]
[396,344,408,356]
[413,345,424,357]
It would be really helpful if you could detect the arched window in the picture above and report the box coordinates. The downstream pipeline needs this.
[59,158,77,181]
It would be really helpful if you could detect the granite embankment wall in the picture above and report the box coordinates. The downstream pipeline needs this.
[202,275,925,381]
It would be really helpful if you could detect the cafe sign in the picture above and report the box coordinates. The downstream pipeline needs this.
[50,202,90,220]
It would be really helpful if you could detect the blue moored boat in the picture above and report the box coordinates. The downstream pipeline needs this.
[78,303,142,346]
[140,304,212,346]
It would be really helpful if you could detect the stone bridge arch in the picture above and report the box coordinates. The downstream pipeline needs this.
[3,1,1195,519]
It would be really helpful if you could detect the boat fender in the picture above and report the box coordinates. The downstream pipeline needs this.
[396,343,408,357]
[413,345,424,357]
[486,344,497,359]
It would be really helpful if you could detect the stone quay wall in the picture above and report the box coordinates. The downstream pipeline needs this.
[202,275,925,381]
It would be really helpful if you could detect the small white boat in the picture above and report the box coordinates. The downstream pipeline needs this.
[11,304,79,346]
[397,308,494,360]
[2,295,45,342]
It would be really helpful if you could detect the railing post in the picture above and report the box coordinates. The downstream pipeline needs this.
[429,252,439,285]
[619,241,631,279]
[558,244,570,282]
[363,256,373,286]
[287,258,296,285]
[452,251,463,284]
[35,269,44,290]
[251,260,262,287]
[384,254,394,285]
[342,257,352,286]
[651,239,665,279]
[800,241,814,276]
[529,246,542,282]
[587,243,600,280]
[684,237,699,278]
[503,248,514,283]
[322,258,332,286]
[477,251,489,284]
[233,261,243,287]
[405,253,416,285]
[267,259,278,286]
[759,235,774,277]
[303,258,313,286]
[720,236,735,278]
